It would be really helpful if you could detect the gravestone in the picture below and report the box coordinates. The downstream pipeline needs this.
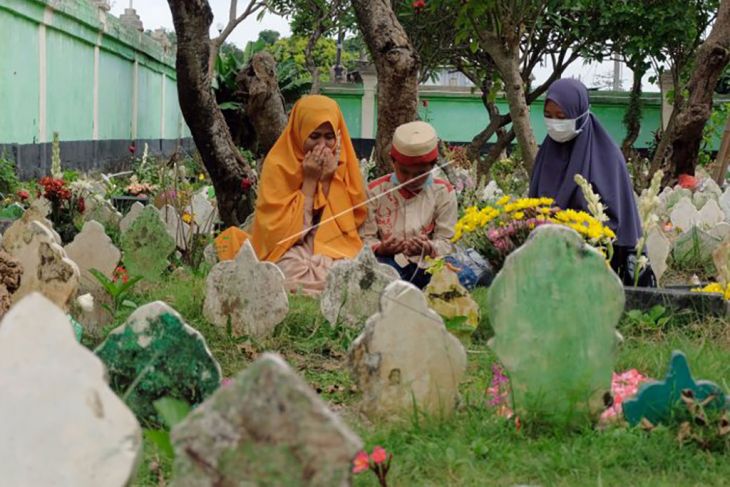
[693,179,722,209]
[85,195,123,230]
[698,199,725,228]
[0,293,141,486]
[425,266,479,345]
[3,202,61,245]
[713,240,730,285]
[121,206,175,282]
[171,353,362,487]
[709,222,730,241]
[672,226,720,268]
[670,197,700,233]
[2,220,79,310]
[349,280,467,418]
[185,192,217,234]
[321,247,400,328]
[487,225,624,426]
[720,188,730,223]
[160,204,190,250]
[659,186,692,218]
[95,301,221,423]
[646,227,671,283]
[119,201,145,234]
[203,240,288,338]
[623,351,728,427]
[64,220,121,292]
[0,251,22,319]
[203,242,218,265]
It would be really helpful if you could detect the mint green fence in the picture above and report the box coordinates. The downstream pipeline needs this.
[0,0,190,146]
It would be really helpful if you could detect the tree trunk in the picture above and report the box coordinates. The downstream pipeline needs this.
[621,64,646,161]
[236,51,288,156]
[478,130,515,178]
[488,45,538,174]
[467,70,505,164]
[167,0,254,227]
[667,0,730,178]
[352,0,420,175]
[305,27,323,95]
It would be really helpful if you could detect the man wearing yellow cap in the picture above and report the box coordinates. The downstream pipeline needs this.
[360,121,458,288]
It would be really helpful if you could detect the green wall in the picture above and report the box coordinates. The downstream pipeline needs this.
[0,0,189,146]
[0,10,40,143]
[322,86,725,151]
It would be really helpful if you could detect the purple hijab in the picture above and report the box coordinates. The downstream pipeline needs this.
[528,78,642,247]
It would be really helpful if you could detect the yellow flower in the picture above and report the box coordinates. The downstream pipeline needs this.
[496,195,511,206]
[513,211,525,220]
[181,211,194,224]
[692,282,730,300]
[198,173,206,181]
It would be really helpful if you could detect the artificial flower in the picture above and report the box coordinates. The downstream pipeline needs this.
[371,446,387,465]
[352,451,370,473]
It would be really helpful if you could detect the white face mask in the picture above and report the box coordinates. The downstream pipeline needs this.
[544,110,590,143]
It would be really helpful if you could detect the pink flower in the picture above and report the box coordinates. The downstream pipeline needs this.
[221,378,233,388]
[352,451,370,474]
[371,446,387,465]
[600,369,650,422]
[241,177,252,191]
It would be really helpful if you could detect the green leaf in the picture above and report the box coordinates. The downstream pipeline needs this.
[144,429,174,459]
[88,268,116,296]
[120,299,138,309]
[153,397,191,429]
[218,101,244,111]
[443,316,472,333]
[116,275,143,296]
[626,309,643,321]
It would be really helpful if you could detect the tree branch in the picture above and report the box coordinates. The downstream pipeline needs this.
[207,0,266,79]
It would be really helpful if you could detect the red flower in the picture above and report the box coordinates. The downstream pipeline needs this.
[422,99,429,107]
[241,177,252,191]
[678,173,698,190]
[76,196,85,214]
[370,446,387,464]
[113,266,129,284]
[412,0,426,9]
[17,190,29,201]
[352,451,370,474]
[128,144,136,154]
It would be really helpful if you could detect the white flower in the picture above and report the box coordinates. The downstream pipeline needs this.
[76,293,94,312]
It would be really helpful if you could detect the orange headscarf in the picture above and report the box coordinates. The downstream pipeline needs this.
[250,95,367,262]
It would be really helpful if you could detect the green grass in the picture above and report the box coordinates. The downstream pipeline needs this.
[119,273,730,486]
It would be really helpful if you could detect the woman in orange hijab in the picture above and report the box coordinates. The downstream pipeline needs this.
[250,95,367,295]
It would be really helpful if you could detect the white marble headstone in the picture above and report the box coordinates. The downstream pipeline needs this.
[349,281,467,418]
[64,220,121,292]
[203,240,289,338]
[669,197,700,233]
[646,227,671,283]
[0,293,142,486]
[1,220,79,310]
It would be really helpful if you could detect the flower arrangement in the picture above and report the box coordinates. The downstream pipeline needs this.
[353,446,392,486]
[691,282,730,300]
[39,176,85,242]
[453,196,616,271]
[125,175,157,197]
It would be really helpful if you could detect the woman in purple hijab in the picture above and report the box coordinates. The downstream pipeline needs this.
[529,78,655,286]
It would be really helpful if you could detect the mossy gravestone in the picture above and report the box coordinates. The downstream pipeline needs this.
[487,225,624,426]
[121,206,175,282]
[622,351,728,427]
[95,301,221,424]
[203,240,289,338]
[349,280,467,419]
[0,294,141,486]
[320,246,399,328]
[171,353,362,487]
